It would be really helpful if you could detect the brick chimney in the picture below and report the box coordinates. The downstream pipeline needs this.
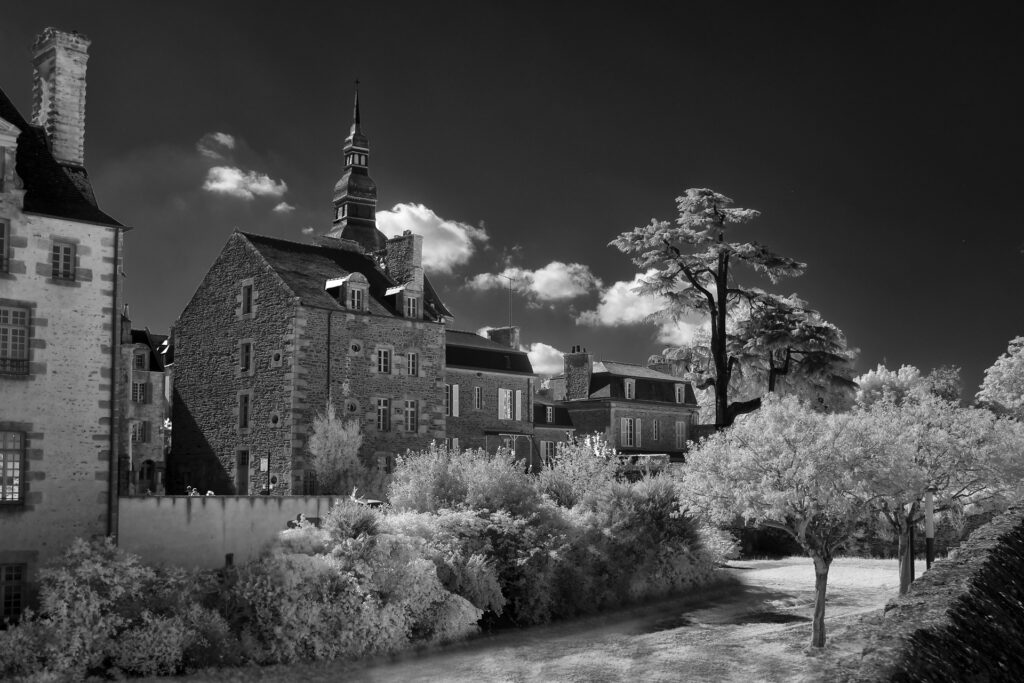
[31,28,90,168]
[486,326,520,349]
[385,230,424,294]
[563,345,593,400]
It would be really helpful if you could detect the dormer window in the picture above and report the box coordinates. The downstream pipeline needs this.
[326,273,368,312]
[404,296,419,319]
[624,378,636,400]
[675,383,686,404]
[349,287,363,311]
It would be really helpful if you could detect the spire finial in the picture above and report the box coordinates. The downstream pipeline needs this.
[353,79,361,126]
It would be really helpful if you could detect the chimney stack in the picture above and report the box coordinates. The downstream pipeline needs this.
[32,28,90,168]
[486,326,520,350]
[563,345,593,400]
[385,230,424,294]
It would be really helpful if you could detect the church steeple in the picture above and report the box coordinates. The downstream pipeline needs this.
[328,81,384,250]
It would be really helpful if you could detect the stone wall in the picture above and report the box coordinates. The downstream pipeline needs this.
[822,504,1024,681]
[445,366,534,451]
[0,209,121,588]
[117,495,342,569]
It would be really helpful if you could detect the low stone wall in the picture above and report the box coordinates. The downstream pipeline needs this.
[118,495,341,570]
[825,504,1024,682]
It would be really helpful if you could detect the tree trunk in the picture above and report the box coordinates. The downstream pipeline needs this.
[811,555,831,647]
[898,527,914,595]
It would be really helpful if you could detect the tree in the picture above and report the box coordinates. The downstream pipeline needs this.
[853,364,925,408]
[976,336,1024,419]
[678,396,867,647]
[924,364,962,404]
[306,401,377,496]
[731,293,857,411]
[611,188,805,429]
[850,393,1024,593]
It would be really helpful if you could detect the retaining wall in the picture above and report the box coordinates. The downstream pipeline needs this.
[824,504,1024,682]
[117,495,341,569]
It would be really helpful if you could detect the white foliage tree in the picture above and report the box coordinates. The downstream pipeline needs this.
[976,336,1024,419]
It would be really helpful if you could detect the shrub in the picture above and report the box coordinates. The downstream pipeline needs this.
[699,525,741,564]
[388,442,471,512]
[535,434,619,508]
[323,498,382,544]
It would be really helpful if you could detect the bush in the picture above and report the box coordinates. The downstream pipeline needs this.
[535,434,619,508]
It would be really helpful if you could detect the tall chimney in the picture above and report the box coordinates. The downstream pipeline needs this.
[385,230,424,294]
[32,28,90,168]
[563,345,593,400]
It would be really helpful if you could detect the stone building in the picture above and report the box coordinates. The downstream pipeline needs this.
[0,29,127,621]
[171,89,452,495]
[444,326,537,467]
[532,393,575,465]
[119,326,172,495]
[548,346,699,459]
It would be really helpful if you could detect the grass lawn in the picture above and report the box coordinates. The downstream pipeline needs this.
[165,557,925,682]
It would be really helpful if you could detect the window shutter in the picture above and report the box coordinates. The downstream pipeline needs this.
[514,390,523,421]
[452,437,459,451]
[636,419,642,448]
[620,417,628,447]
[452,384,460,417]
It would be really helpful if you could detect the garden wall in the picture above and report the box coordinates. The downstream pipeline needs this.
[117,495,341,569]
[824,504,1024,682]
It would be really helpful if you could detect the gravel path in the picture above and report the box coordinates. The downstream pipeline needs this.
[169,557,923,683]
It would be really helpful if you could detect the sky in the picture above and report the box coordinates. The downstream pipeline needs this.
[2,2,1022,399]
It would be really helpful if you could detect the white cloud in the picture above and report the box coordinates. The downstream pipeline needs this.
[523,342,564,376]
[467,261,601,302]
[202,166,288,200]
[196,132,236,159]
[273,201,295,213]
[376,203,488,274]
[577,271,704,345]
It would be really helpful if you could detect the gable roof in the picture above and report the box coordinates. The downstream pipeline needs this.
[593,360,689,383]
[240,232,450,320]
[446,329,534,374]
[0,86,122,228]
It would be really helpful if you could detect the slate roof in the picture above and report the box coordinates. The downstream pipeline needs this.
[0,86,122,227]
[129,328,170,371]
[592,360,689,383]
[446,329,534,374]
[532,397,574,427]
[241,232,451,320]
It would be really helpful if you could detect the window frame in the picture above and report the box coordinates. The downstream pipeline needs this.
[238,392,251,430]
[497,388,514,420]
[131,381,148,404]
[376,398,391,432]
[51,240,75,281]
[377,348,391,374]
[675,420,687,449]
[348,286,364,311]
[0,221,8,273]
[474,386,483,410]
[675,383,686,404]
[545,406,554,423]
[0,430,25,504]
[239,341,253,374]
[652,418,660,441]
[0,305,30,376]
[624,378,636,400]
[241,283,254,316]
[404,399,418,432]
[404,296,419,319]
[407,352,418,377]
[1,563,26,624]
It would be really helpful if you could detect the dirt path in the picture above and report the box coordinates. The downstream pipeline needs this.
[174,558,922,682]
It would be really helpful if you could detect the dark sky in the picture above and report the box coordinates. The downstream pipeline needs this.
[2,2,1022,397]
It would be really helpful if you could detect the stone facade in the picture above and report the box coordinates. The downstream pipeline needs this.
[170,232,447,495]
[1,27,125,622]
[118,328,171,495]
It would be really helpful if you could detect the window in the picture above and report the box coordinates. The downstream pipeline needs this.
[241,284,253,316]
[675,384,686,404]
[515,389,523,421]
[652,418,660,441]
[0,306,29,375]
[1,564,26,623]
[131,381,148,403]
[51,241,75,280]
[620,417,642,448]
[404,296,419,319]
[236,450,250,496]
[624,378,635,400]
[444,437,459,451]
[376,398,390,432]
[407,352,418,377]
[675,421,687,449]
[377,349,391,374]
[474,386,483,410]
[130,421,149,443]
[404,400,418,432]
[1,431,24,503]
[348,287,363,311]
[238,393,250,430]
[239,341,252,373]
[541,441,556,464]
[0,221,8,273]
[445,384,459,417]
[302,470,317,495]
[498,388,513,420]
[133,352,147,370]
[546,406,554,423]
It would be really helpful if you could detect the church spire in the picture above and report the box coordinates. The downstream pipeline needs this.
[326,81,384,250]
